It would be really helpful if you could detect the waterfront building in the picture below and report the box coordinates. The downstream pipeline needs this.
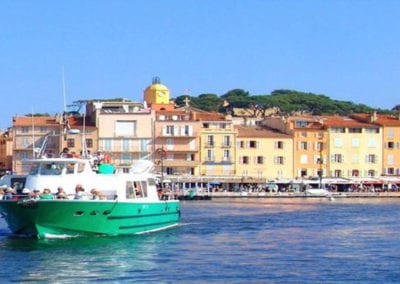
[0,128,13,176]
[153,108,201,176]
[85,100,152,167]
[351,112,400,176]
[321,115,382,178]
[262,115,328,179]
[235,124,293,181]
[11,114,98,174]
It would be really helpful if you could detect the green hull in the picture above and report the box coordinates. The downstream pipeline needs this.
[0,199,180,238]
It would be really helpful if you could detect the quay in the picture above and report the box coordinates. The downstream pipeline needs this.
[172,191,400,200]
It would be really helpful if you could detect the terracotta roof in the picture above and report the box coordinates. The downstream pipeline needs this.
[13,116,59,127]
[352,113,400,127]
[235,125,291,138]
[319,115,379,128]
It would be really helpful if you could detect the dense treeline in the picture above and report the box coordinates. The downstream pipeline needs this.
[174,89,394,116]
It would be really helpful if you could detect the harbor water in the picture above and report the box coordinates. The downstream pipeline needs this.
[1,198,400,283]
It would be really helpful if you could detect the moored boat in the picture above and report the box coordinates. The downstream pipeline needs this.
[0,156,180,239]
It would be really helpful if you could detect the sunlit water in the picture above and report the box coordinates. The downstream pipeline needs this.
[1,198,400,283]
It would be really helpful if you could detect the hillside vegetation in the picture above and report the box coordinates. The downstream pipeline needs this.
[174,89,394,116]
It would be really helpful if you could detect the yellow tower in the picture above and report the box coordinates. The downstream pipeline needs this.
[144,77,170,105]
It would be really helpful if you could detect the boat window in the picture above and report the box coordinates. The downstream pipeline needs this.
[141,181,148,197]
[134,181,141,198]
[126,181,135,199]
[29,163,40,175]
[77,163,85,173]
[66,163,75,174]
[39,163,63,175]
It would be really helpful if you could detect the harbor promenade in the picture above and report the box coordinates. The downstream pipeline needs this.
[173,190,400,200]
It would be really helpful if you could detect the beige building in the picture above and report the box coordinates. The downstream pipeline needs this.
[235,124,293,180]
[154,109,200,177]
[352,112,400,176]
[11,114,98,174]
[85,100,153,167]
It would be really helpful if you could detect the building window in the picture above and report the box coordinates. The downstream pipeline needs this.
[115,121,136,136]
[256,156,264,164]
[249,141,257,148]
[67,138,75,148]
[316,142,323,151]
[207,149,214,161]
[352,138,360,147]
[223,136,231,147]
[122,139,130,151]
[207,135,214,146]
[332,154,343,163]
[366,154,376,164]
[349,128,362,133]
[300,142,308,150]
[334,170,342,177]
[274,156,284,165]
[21,127,29,133]
[295,121,308,128]
[334,138,343,147]
[85,138,93,148]
[241,156,249,164]
[223,150,230,161]
[166,125,175,136]
[367,138,377,148]
[388,129,394,138]
[275,141,284,149]
[387,142,394,149]
[351,169,359,177]
[331,127,345,133]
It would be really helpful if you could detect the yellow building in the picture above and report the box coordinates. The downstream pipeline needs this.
[198,113,236,177]
[321,115,382,178]
[235,124,293,180]
[262,115,327,179]
[352,112,400,176]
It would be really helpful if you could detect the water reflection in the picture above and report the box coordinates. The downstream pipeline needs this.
[1,199,400,282]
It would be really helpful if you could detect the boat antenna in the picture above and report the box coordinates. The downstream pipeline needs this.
[32,109,35,158]
[62,66,67,113]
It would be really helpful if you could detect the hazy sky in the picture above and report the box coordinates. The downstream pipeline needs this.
[1,0,399,130]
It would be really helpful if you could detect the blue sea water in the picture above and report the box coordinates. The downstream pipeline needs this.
[1,198,400,283]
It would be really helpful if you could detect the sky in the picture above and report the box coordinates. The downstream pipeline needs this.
[1,0,400,130]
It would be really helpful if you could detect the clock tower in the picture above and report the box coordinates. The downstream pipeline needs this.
[144,77,170,105]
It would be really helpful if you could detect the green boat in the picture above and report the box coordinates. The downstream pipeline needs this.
[0,157,180,239]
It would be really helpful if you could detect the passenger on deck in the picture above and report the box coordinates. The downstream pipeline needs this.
[74,184,88,200]
[0,188,4,200]
[3,187,13,200]
[40,188,54,200]
[90,188,106,200]
[30,189,41,200]
[21,188,31,199]
[55,186,69,199]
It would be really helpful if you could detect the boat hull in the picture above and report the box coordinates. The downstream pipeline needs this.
[0,199,180,238]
